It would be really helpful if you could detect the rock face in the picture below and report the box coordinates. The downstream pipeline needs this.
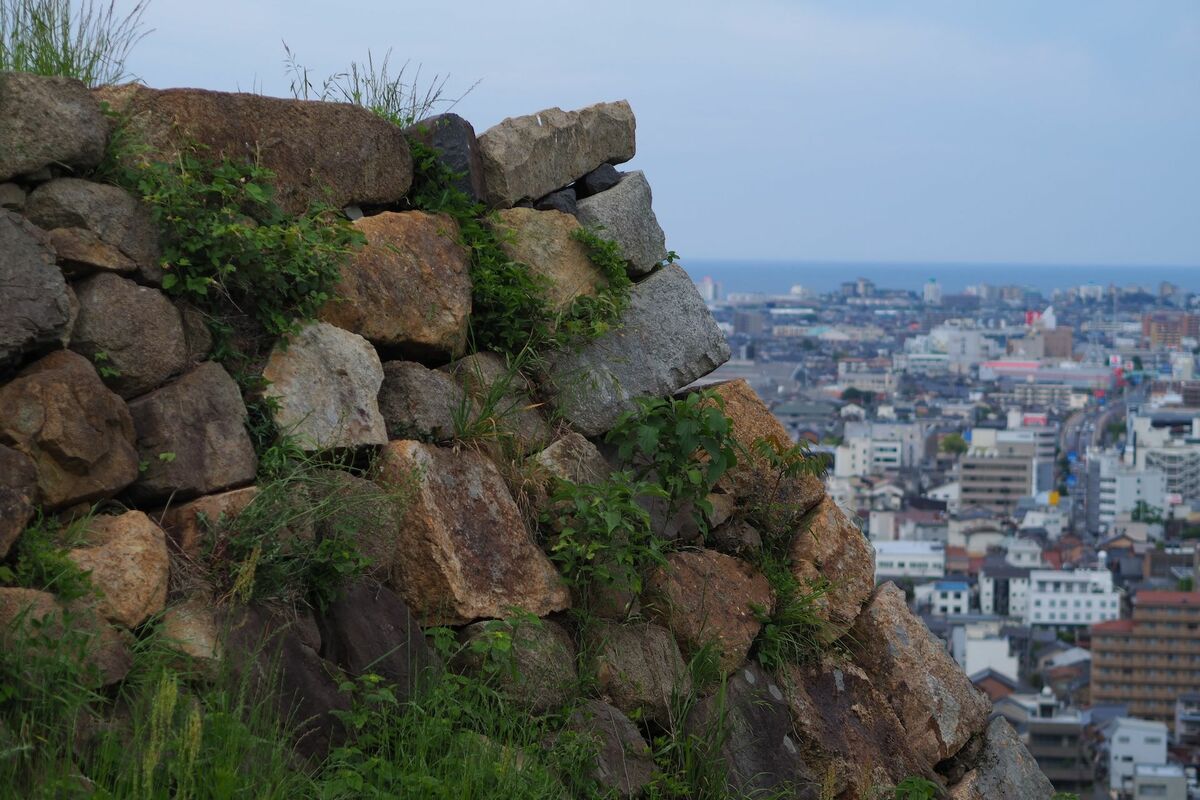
[318,581,436,696]
[456,618,577,713]
[567,700,655,799]
[0,350,139,509]
[161,599,222,668]
[46,226,137,276]
[96,84,414,216]
[261,322,387,450]
[490,208,606,310]
[947,717,1055,800]
[0,73,106,181]
[443,351,553,453]
[789,496,875,643]
[25,178,162,284]
[67,511,170,628]
[126,361,257,503]
[593,621,691,726]
[0,446,37,558]
[156,486,259,557]
[68,273,189,398]
[478,101,636,207]
[851,583,992,765]
[533,431,610,486]
[0,587,131,686]
[375,441,570,625]
[645,549,772,675]
[378,360,467,442]
[576,171,667,276]
[0,211,72,368]
[686,664,814,797]
[575,164,622,198]
[317,212,471,360]
[549,264,731,436]
[403,113,486,202]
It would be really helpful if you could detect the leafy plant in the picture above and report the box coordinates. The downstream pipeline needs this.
[0,511,96,602]
[0,0,150,86]
[744,435,828,544]
[892,775,938,800]
[606,390,739,534]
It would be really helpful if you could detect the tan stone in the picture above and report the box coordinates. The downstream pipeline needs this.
[0,350,139,509]
[161,599,221,667]
[491,208,606,310]
[68,511,169,628]
[318,212,471,360]
[789,496,875,642]
[157,486,260,558]
[850,583,992,764]
[644,548,772,675]
[46,226,138,276]
[375,441,570,625]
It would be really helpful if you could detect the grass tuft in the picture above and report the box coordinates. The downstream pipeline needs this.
[0,0,150,86]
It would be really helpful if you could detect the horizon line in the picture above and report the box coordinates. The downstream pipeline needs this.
[681,257,1200,271]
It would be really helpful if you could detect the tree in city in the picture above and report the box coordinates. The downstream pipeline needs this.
[841,387,875,406]
[1132,501,1164,524]
[940,433,969,455]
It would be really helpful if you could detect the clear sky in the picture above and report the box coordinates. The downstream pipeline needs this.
[126,1,1200,268]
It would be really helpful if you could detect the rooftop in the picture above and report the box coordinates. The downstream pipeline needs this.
[1136,590,1200,607]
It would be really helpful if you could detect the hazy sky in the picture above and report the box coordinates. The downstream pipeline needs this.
[127,1,1200,267]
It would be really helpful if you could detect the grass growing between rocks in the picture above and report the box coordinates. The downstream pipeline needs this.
[0,0,149,86]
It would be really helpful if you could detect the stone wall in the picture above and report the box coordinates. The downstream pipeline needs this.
[0,70,1053,798]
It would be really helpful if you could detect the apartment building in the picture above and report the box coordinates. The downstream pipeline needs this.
[1142,311,1199,349]
[958,443,1037,516]
[1107,717,1168,794]
[1025,569,1120,628]
[1086,450,1167,533]
[873,540,946,580]
[1092,591,1200,728]
[931,580,971,616]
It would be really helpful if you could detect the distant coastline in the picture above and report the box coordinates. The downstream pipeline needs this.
[681,260,1200,295]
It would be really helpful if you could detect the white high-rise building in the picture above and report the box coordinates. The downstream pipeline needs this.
[1025,569,1120,627]
[923,278,942,306]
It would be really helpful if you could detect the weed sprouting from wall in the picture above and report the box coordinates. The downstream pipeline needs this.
[0,0,150,86]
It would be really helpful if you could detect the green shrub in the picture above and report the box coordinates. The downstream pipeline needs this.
[0,0,149,86]
[752,550,830,670]
[0,511,96,603]
[892,775,938,800]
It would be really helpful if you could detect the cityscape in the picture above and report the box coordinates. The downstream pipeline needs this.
[690,266,1200,799]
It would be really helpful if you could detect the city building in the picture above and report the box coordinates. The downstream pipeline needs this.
[931,579,971,616]
[873,541,946,580]
[959,444,1038,516]
[1107,717,1168,794]
[1131,764,1187,800]
[1092,591,1200,727]
[1143,311,1199,349]
[996,691,1093,792]
[1087,450,1167,533]
[1025,569,1121,628]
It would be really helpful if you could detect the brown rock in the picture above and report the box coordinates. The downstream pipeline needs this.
[0,73,107,181]
[708,519,763,558]
[96,84,413,216]
[566,700,655,798]
[46,226,137,276]
[592,621,691,725]
[456,617,578,713]
[317,211,470,360]
[69,273,189,398]
[532,431,610,485]
[157,486,260,558]
[0,210,72,368]
[443,351,553,453]
[789,496,875,642]
[0,350,139,509]
[126,361,257,503]
[491,208,606,310]
[175,301,213,365]
[644,549,772,675]
[850,583,991,765]
[0,588,131,686]
[375,440,570,625]
[68,511,169,628]
[0,445,37,559]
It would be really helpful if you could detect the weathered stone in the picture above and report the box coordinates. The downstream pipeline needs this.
[456,618,577,713]
[127,361,257,503]
[644,549,772,675]
[0,211,72,368]
[375,441,570,625]
[0,350,139,509]
[575,164,623,198]
[0,73,106,181]
[707,379,825,518]
[0,588,131,686]
[592,621,691,726]
[157,486,259,558]
[67,511,169,628]
[317,212,471,360]
[491,208,607,310]
[161,599,221,669]
[947,717,1054,800]
[779,657,932,798]
[308,469,404,580]
[97,84,414,216]
[46,227,137,276]
[443,351,554,454]
[69,273,189,398]
[261,322,386,450]
[175,301,212,364]
[378,360,468,442]
[850,583,991,765]
[566,700,655,798]
[0,445,37,559]
[548,264,730,436]
[0,182,26,210]
[576,171,667,276]
[403,113,486,202]
[686,664,816,797]
[709,519,763,558]
[478,100,636,207]
[25,178,161,284]
[789,496,874,643]
[534,187,577,216]
[318,581,437,695]
[533,431,610,485]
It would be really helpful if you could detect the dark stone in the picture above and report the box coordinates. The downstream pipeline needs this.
[403,113,486,203]
[0,445,37,559]
[534,187,577,216]
[317,581,438,696]
[378,360,470,442]
[0,211,71,369]
[566,700,655,798]
[0,73,106,181]
[574,164,622,198]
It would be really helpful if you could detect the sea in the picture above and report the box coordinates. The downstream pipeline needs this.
[681,260,1200,296]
